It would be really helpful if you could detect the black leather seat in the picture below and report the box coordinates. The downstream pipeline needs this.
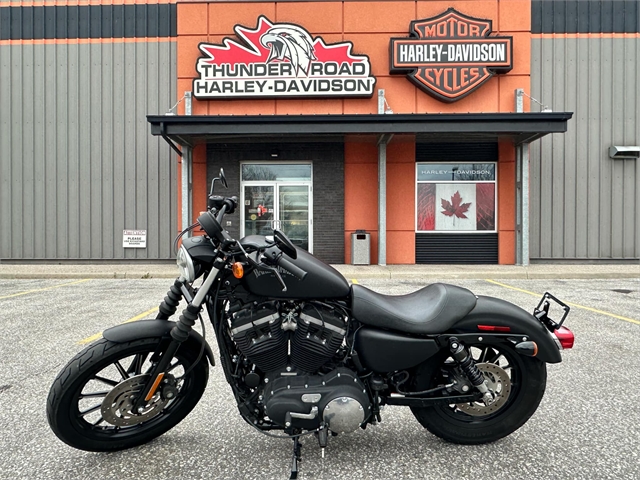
[351,283,477,335]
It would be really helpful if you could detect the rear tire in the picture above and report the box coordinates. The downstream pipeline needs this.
[411,341,546,444]
[47,337,208,451]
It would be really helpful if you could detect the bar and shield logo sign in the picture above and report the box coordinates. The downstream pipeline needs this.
[390,8,512,102]
[194,16,375,99]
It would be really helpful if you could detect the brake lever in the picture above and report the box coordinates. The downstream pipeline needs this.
[269,265,287,292]
[235,242,288,292]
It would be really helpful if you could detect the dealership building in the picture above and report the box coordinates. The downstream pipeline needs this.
[1,0,638,265]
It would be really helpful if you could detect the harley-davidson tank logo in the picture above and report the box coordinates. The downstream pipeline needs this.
[194,16,376,99]
[390,9,512,102]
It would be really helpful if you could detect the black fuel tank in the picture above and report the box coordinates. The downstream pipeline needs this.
[240,236,350,299]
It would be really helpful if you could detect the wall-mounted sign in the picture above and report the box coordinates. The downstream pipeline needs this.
[194,16,375,99]
[390,9,512,102]
[123,230,147,248]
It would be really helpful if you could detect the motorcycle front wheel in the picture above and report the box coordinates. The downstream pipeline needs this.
[410,341,547,445]
[47,337,209,451]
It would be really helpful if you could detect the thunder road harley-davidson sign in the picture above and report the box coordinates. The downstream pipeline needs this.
[193,16,375,99]
[390,9,512,102]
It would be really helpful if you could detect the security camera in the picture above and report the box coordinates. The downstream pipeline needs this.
[609,146,640,159]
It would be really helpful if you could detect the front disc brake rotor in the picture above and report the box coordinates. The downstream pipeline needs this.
[101,374,171,427]
[456,362,511,417]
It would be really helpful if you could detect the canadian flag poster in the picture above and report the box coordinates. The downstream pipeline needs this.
[417,183,495,231]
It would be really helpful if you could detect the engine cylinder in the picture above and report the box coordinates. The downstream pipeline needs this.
[230,303,288,373]
[290,304,346,373]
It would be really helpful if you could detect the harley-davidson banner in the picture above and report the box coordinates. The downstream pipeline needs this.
[390,9,512,102]
[194,16,376,99]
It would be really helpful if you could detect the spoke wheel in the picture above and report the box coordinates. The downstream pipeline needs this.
[410,341,546,445]
[47,337,208,452]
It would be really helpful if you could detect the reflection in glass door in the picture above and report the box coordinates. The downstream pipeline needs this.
[243,185,275,237]
[279,185,310,251]
[241,163,312,252]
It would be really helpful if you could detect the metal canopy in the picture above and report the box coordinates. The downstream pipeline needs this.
[147,112,572,147]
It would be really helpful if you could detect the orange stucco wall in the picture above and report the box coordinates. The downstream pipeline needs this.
[176,0,532,264]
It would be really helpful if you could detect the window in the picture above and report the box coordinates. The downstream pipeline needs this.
[416,163,496,232]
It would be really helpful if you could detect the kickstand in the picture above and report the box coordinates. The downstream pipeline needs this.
[289,436,303,480]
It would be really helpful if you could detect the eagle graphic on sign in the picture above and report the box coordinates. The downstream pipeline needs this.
[260,25,317,76]
[390,9,513,102]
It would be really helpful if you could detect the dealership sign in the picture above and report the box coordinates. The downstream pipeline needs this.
[194,16,375,99]
[390,9,512,102]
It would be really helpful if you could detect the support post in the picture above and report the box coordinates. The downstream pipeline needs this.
[377,89,387,266]
[181,146,193,236]
[181,92,193,236]
[378,139,387,266]
[515,88,529,265]
[185,91,192,115]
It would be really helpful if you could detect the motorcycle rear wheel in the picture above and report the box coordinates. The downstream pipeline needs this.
[47,337,208,451]
[410,341,546,444]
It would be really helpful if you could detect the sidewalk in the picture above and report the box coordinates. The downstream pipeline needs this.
[0,262,637,280]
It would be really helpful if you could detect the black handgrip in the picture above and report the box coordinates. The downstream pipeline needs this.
[224,196,238,214]
[277,255,308,281]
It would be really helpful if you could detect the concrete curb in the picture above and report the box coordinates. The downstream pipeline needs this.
[0,264,638,280]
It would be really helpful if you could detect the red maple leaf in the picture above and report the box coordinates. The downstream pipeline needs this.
[441,191,472,219]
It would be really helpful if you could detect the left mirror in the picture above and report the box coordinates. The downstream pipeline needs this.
[219,168,228,188]
[209,168,228,196]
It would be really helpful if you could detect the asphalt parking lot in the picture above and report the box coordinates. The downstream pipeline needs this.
[1,276,639,479]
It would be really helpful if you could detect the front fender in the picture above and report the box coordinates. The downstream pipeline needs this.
[451,296,562,363]
[103,319,215,366]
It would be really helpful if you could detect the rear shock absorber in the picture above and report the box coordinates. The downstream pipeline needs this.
[448,337,494,405]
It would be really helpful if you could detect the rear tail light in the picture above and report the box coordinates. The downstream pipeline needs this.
[553,326,574,349]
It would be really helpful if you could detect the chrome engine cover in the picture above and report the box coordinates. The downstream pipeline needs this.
[323,396,366,433]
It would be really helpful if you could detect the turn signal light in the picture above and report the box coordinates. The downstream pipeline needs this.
[232,262,244,279]
[553,326,575,349]
[145,373,165,402]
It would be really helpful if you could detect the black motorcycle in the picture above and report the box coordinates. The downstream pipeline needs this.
[47,169,575,479]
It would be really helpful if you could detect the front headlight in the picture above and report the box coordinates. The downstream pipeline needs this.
[176,245,195,282]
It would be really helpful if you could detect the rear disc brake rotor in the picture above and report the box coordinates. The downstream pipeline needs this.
[456,362,511,417]
[100,374,170,427]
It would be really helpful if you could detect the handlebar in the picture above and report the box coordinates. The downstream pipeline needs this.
[277,254,308,281]
[198,195,309,283]
[263,246,307,281]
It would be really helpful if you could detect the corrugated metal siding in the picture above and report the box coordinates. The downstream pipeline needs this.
[0,4,177,40]
[530,38,639,260]
[532,0,640,34]
[0,40,177,260]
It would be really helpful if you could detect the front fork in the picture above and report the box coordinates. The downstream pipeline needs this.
[448,337,495,405]
[132,260,223,412]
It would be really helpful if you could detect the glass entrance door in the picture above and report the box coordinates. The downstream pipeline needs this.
[241,163,313,252]
[278,185,310,251]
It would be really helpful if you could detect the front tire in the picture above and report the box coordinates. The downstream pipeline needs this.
[411,341,547,444]
[47,337,209,451]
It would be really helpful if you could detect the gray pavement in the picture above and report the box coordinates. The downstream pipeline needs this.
[0,261,638,279]
[0,277,639,479]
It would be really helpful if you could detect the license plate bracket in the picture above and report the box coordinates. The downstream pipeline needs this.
[533,292,570,330]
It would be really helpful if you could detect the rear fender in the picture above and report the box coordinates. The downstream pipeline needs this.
[103,319,215,366]
[450,296,562,364]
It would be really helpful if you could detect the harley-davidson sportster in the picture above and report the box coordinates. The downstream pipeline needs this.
[47,169,574,479]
